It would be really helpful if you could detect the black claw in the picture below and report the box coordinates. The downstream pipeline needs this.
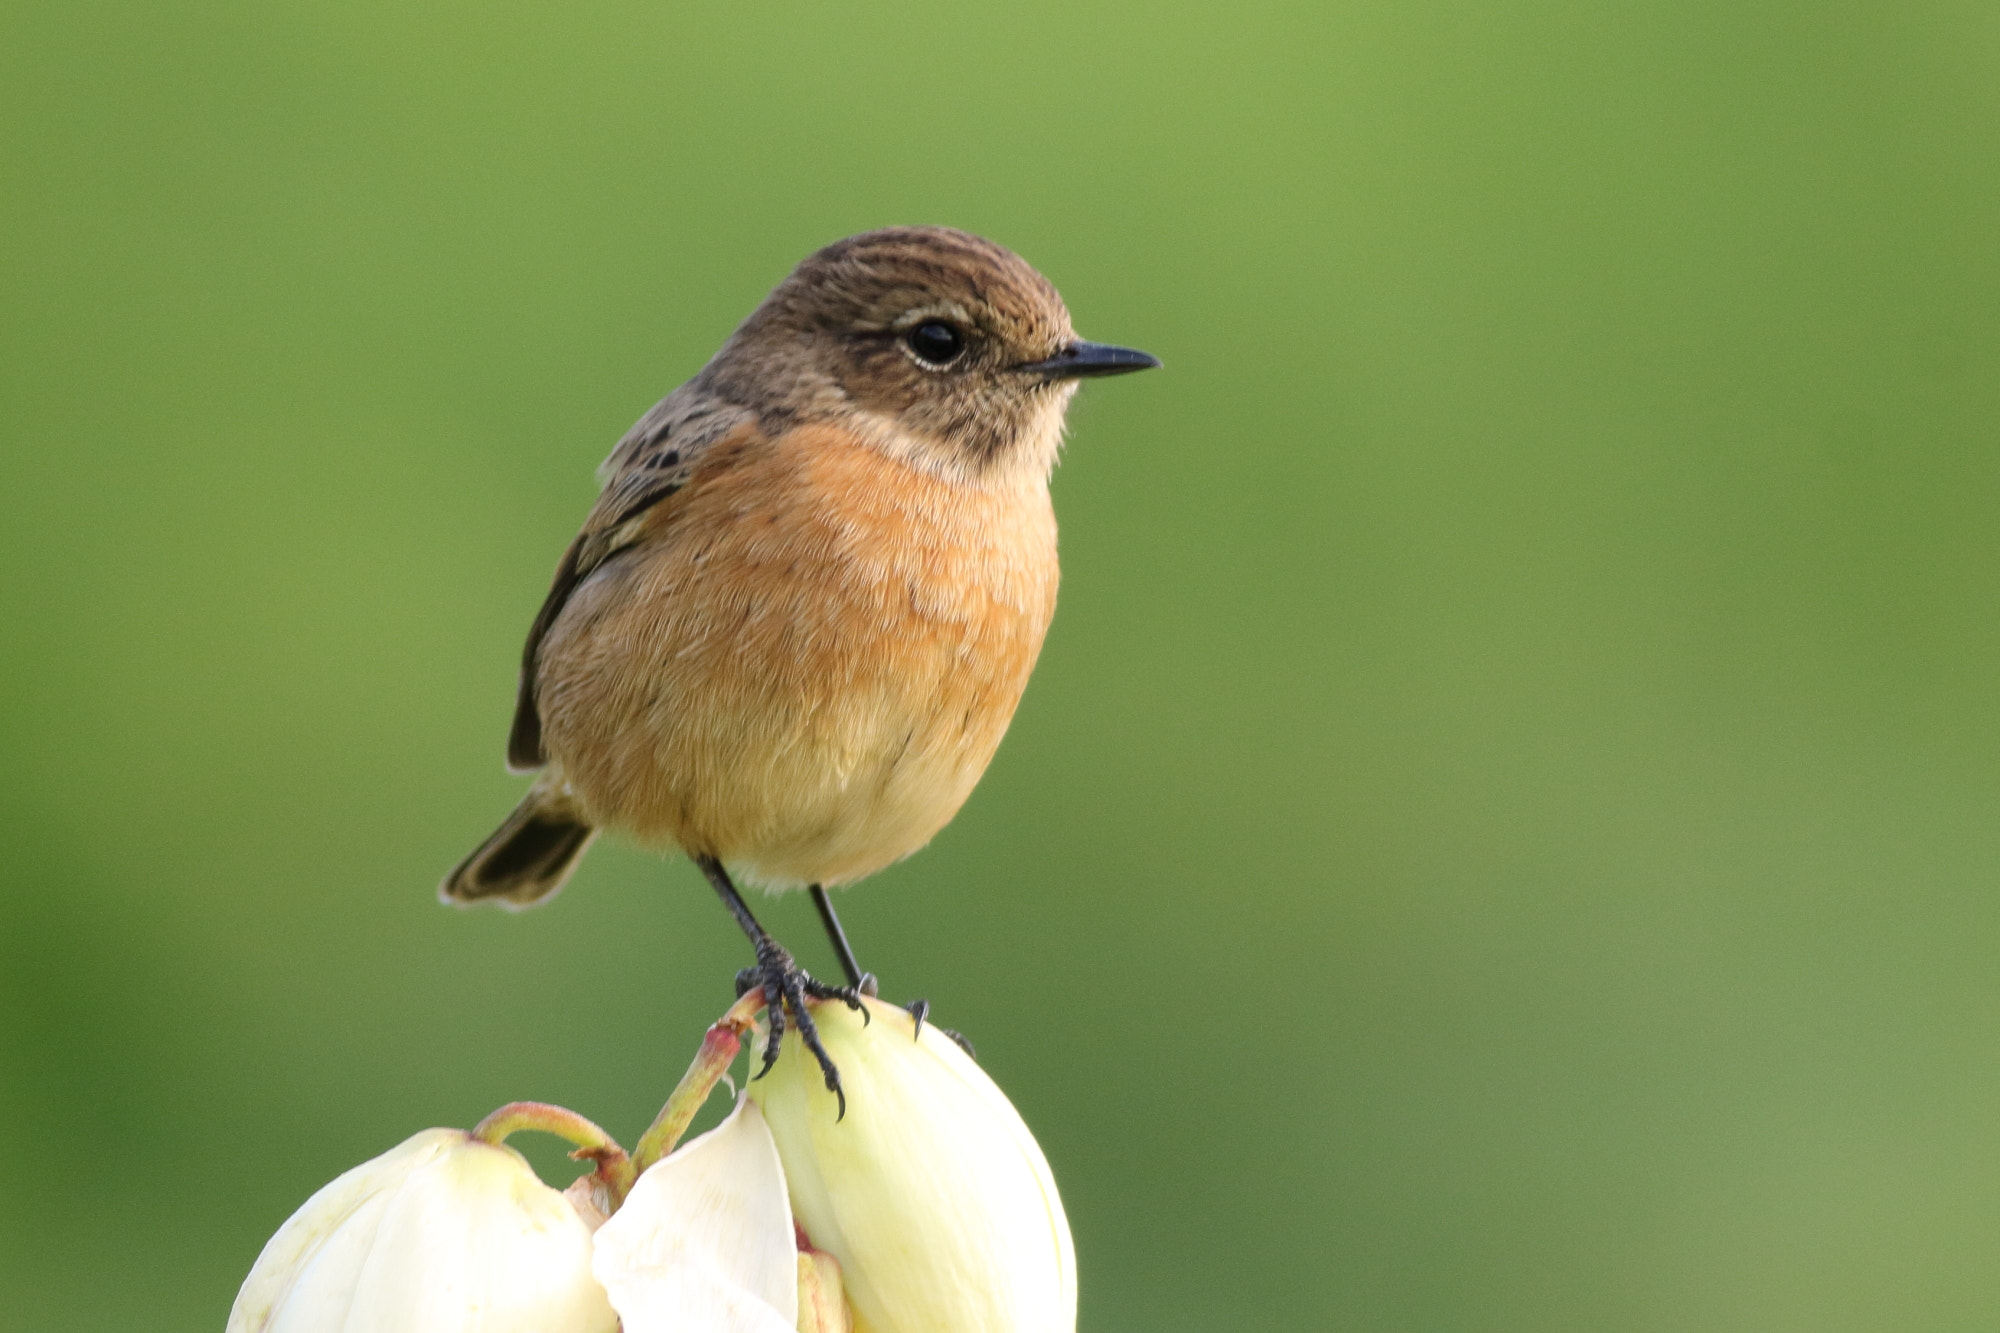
[759,996,787,1079]
[699,858,853,1116]
[783,967,848,1118]
[901,998,975,1057]
[799,973,868,1026]
[801,973,867,1012]
[742,938,850,1118]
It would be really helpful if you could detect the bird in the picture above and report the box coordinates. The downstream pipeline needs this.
[442,226,1158,1104]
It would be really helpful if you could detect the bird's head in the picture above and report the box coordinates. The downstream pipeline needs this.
[702,226,1158,480]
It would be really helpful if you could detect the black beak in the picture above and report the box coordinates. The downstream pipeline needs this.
[1017,340,1162,380]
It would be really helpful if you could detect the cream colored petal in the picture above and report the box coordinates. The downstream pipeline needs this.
[229,1129,461,1333]
[750,997,1076,1333]
[229,1128,615,1333]
[346,1138,616,1333]
[593,1095,799,1333]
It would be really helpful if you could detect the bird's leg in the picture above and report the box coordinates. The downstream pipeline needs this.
[808,885,877,995]
[694,856,862,1116]
[805,885,973,1052]
[807,886,976,1058]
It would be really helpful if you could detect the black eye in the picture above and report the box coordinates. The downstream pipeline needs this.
[905,320,965,367]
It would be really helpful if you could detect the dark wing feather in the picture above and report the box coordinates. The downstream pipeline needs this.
[505,392,755,772]
[506,532,586,771]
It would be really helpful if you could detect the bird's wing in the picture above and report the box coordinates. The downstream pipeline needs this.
[505,394,758,771]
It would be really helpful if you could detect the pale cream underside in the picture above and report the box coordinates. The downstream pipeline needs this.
[535,421,1060,889]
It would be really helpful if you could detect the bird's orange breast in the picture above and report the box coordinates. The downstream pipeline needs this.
[534,422,1060,888]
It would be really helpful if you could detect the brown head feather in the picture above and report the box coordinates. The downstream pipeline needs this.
[695,226,1079,467]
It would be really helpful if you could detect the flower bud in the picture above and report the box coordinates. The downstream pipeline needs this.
[795,1243,853,1333]
[748,997,1076,1333]
[227,1128,616,1333]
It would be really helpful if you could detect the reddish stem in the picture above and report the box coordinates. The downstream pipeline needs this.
[471,1101,637,1205]
[631,987,768,1176]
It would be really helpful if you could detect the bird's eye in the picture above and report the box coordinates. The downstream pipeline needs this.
[905,320,966,367]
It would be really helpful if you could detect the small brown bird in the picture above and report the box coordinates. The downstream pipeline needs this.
[443,227,1157,1099]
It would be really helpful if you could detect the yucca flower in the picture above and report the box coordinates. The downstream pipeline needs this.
[594,1095,818,1333]
[227,988,1072,1333]
[750,995,1076,1333]
[226,1123,618,1333]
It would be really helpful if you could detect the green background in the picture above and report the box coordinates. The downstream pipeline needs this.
[5,2,1999,1328]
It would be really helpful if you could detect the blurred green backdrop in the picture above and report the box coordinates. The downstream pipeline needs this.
[5,2,2000,1329]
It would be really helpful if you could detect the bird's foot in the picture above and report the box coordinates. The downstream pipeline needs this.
[903,998,976,1058]
[734,939,866,1117]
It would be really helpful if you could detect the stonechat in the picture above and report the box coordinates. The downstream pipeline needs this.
[443,227,1158,1101]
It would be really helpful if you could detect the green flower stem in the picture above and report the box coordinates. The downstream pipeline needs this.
[471,1101,637,1206]
[631,986,768,1177]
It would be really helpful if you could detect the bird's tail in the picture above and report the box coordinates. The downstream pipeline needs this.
[440,784,597,910]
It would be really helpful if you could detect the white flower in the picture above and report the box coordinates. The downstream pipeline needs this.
[749,996,1077,1333]
[228,991,1066,1333]
[592,1095,800,1333]
[226,1128,616,1333]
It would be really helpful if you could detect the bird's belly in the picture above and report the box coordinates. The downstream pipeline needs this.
[681,680,1010,889]
[547,601,1042,889]
[534,427,1059,888]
